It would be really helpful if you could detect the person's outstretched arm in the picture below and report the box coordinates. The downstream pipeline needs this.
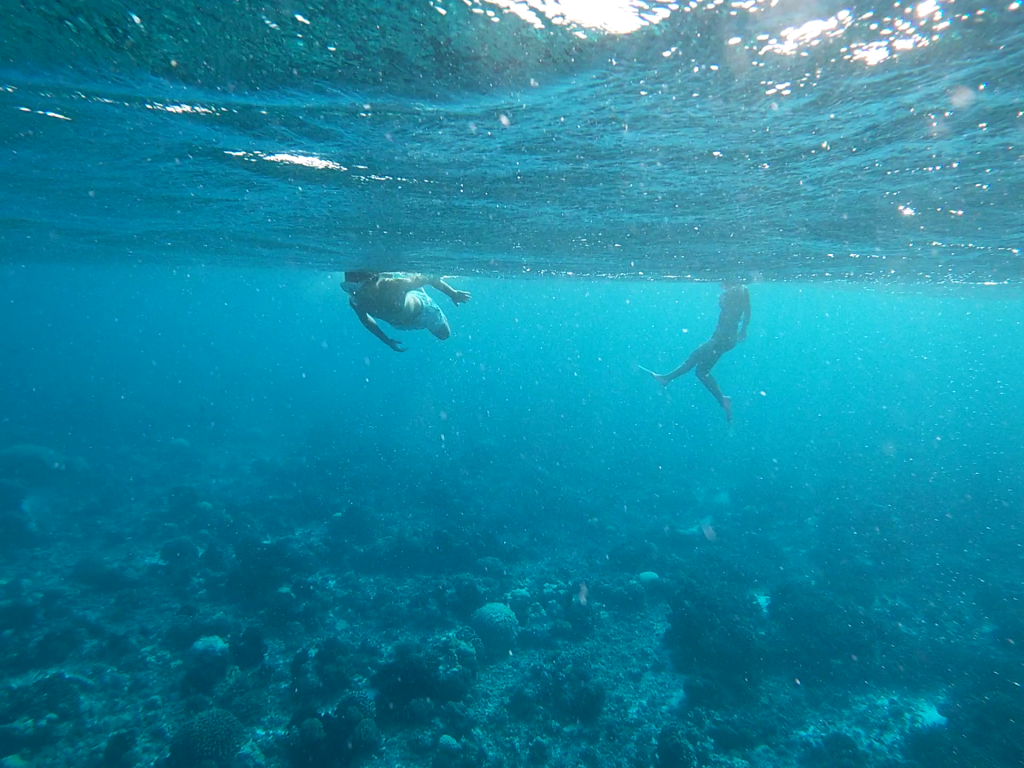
[352,307,405,352]
[390,274,471,305]
[388,273,430,291]
[429,277,471,305]
[738,288,751,341]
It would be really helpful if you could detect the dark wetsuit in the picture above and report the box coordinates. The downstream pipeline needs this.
[693,285,750,372]
[647,284,751,420]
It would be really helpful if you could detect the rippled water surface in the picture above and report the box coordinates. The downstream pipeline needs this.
[1,0,1021,279]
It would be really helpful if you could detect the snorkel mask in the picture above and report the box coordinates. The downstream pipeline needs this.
[341,271,375,295]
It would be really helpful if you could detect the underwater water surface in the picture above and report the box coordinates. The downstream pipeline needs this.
[1,1,1024,768]
[1,0,1022,277]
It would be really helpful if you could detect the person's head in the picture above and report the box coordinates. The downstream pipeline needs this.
[341,271,377,295]
[345,270,376,284]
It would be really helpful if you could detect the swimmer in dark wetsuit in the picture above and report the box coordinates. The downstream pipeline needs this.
[646,283,751,423]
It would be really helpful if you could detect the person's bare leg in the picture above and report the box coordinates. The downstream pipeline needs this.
[649,346,705,387]
[696,366,731,422]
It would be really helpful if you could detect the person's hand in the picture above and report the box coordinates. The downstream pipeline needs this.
[451,290,471,305]
[387,338,406,352]
[738,330,747,343]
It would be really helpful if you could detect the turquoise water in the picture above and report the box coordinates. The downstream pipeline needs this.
[2,0,1022,277]
[2,2,1024,768]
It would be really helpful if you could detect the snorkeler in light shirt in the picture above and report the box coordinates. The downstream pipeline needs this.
[341,271,471,352]
[643,283,751,423]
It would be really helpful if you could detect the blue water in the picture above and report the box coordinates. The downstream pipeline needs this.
[2,0,1022,277]
[2,1,1024,768]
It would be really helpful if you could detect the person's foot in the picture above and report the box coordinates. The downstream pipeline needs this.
[721,396,733,423]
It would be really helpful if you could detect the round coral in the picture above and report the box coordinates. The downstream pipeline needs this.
[471,602,519,658]
[169,708,244,767]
